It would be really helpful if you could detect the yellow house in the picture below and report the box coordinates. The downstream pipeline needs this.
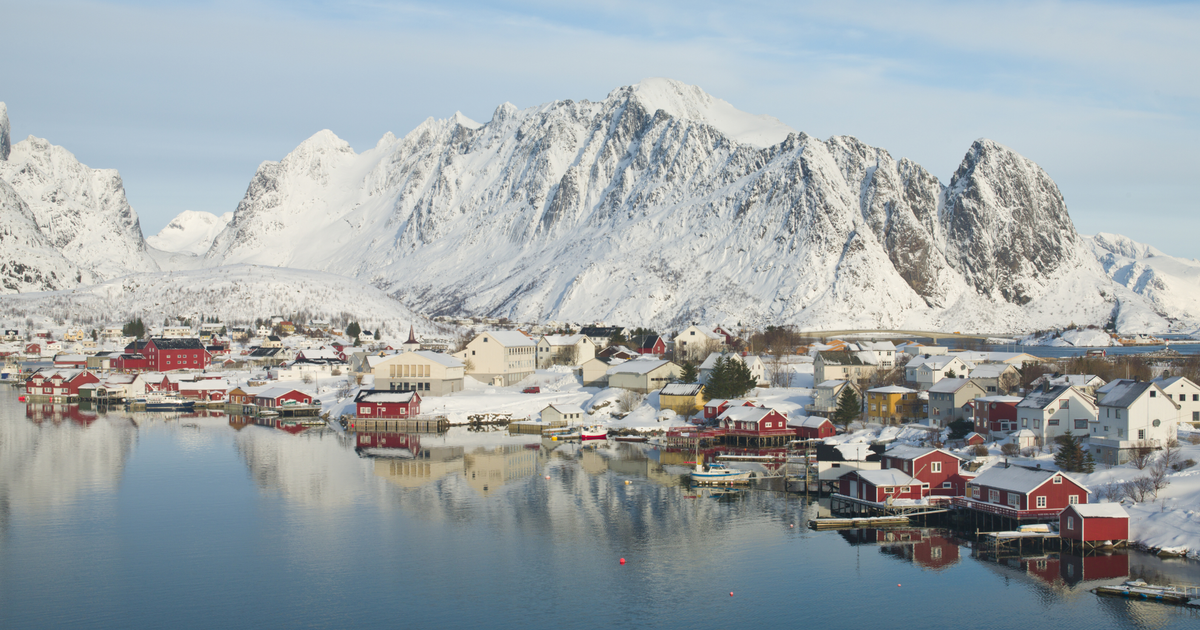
[453,331,536,386]
[866,385,922,425]
[373,350,466,396]
[659,383,705,417]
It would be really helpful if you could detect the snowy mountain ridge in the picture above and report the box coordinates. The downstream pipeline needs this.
[2,85,1199,334]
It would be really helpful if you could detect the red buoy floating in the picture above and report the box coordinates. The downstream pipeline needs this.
[730,592,734,597]
[619,558,625,565]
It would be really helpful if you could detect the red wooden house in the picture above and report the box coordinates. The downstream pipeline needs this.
[24,343,40,356]
[703,398,755,421]
[355,390,422,418]
[838,469,927,504]
[253,388,313,408]
[957,465,1089,521]
[24,369,100,400]
[964,432,986,446]
[634,335,667,356]
[881,445,970,497]
[1060,504,1129,545]
[123,338,211,372]
[178,380,228,402]
[718,406,792,444]
[53,354,87,369]
[971,396,1021,435]
[114,353,153,372]
[878,530,960,571]
[792,416,836,440]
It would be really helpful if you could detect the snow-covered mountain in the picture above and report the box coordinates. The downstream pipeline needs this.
[200,78,1133,331]
[147,210,233,255]
[1086,233,1200,329]
[0,103,157,287]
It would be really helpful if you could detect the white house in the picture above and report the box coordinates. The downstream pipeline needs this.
[1091,380,1180,465]
[1152,376,1200,427]
[536,334,597,368]
[454,331,537,387]
[674,326,727,362]
[908,355,973,390]
[1015,384,1098,446]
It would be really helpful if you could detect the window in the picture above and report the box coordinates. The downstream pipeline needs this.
[1048,418,1059,426]
[1194,394,1199,402]
[884,487,894,494]
[1022,418,1028,428]
[1068,495,1079,505]
[1116,409,1122,419]
[1117,428,1123,437]
[1075,419,1087,429]
[1138,429,1145,440]
[361,407,372,415]
[989,489,1000,503]
[1036,496,1047,508]
[1053,475,1062,484]
[931,461,942,473]
[1008,493,1020,508]
[942,481,952,489]
[901,486,910,493]
[1150,390,1156,398]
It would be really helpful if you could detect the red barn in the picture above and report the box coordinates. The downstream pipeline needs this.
[1060,503,1129,545]
[24,369,100,400]
[971,395,1021,435]
[958,465,1089,521]
[792,416,836,440]
[253,388,313,408]
[838,469,927,504]
[881,445,969,497]
[355,390,422,418]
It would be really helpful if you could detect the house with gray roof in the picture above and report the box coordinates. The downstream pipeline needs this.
[814,351,879,386]
[926,378,987,428]
[1091,380,1180,465]
[1015,384,1097,446]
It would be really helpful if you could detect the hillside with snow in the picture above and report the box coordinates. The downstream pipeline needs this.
[147,210,233,255]
[0,265,448,337]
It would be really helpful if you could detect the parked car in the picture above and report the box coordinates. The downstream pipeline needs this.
[522,386,541,394]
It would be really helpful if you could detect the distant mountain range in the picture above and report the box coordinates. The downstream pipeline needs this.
[1,81,1198,333]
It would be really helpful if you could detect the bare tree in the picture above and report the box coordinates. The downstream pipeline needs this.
[1129,441,1156,470]
[616,389,645,414]
[766,353,791,388]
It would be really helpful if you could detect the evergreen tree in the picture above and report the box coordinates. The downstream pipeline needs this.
[122,318,145,339]
[1081,449,1097,474]
[832,388,861,428]
[705,356,756,399]
[680,362,699,384]
[346,322,362,338]
[948,419,973,440]
[1054,434,1085,472]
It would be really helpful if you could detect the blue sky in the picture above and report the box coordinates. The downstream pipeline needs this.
[4,0,1199,257]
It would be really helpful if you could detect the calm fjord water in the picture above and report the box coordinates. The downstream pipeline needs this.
[2,388,1198,629]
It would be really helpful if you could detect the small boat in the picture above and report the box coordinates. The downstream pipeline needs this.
[691,462,753,485]
[580,425,608,442]
[614,435,648,443]
[129,393,196,412]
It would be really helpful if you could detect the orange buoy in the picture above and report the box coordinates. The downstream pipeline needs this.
[730,592,734,597]
[897,584,902,587]
[619,558,625,565]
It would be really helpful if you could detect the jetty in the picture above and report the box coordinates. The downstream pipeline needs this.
[809,515,911,530]
[1093,580,1200,607]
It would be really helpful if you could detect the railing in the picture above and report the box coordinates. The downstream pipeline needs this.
[951,496,1064,519]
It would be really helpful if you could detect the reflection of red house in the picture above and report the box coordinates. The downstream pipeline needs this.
[25,403,99,426]
[881,446,970,497]
[1018,553,1129,587]
[355,390,421,418]
[355,432,421,455]
[879,530,961,571]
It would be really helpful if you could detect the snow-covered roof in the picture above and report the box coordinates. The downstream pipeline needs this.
[607,359,670,375]
[546,403,585,415]
[854,469,916,487]
[718,406,778,423]
[541,334,587,347]
[970,465,1087,494]
[868,385,916,394]
[974,395,1023,404]
[969,364,1014,379]
[660,383,703,397]
[1050,374,1105,388]
[1067,503,1128,518]
[1099,380,1177,410]
[928,378,975,394]
[796,416,832,428]
[255,387,311,400]
[483,331,535,347]
[1017,384,1073,409]
[884,444,962,462]
[355,390,418,404]
[818,351,869,366]
[834,443,873,461]
[815,379,850,389]
[408,350,464,368]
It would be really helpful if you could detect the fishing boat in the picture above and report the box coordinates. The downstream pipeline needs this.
[127,393,195,412]
[691,462,753,485]
[580,425,608,442]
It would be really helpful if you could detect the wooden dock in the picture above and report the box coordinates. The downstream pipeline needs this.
[353,416,449,433]
[809,516,911,530]
[1094,581,1200,606]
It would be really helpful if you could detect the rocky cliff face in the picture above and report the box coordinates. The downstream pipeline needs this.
[0,111,158,285]
[203,79,1118,330]
[0,103,10,161]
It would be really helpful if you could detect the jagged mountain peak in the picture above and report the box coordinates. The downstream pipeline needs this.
[614,78,796,148]
[147,210,233,256]
[0,102,10,161]
[1089,232,1165,260]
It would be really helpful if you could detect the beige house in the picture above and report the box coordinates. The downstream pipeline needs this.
[607,359,683,394]
[968,363,1022,395]
[926,378,987,427]
[541,404,586,425]
[807,380,859,417]
[373,350,466,396]
[814,351,879,386]
[536,334,597,368]
[579,357,613,387]
[454,331,537,387]
[674,326,727,362]
[659,383,705,416]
